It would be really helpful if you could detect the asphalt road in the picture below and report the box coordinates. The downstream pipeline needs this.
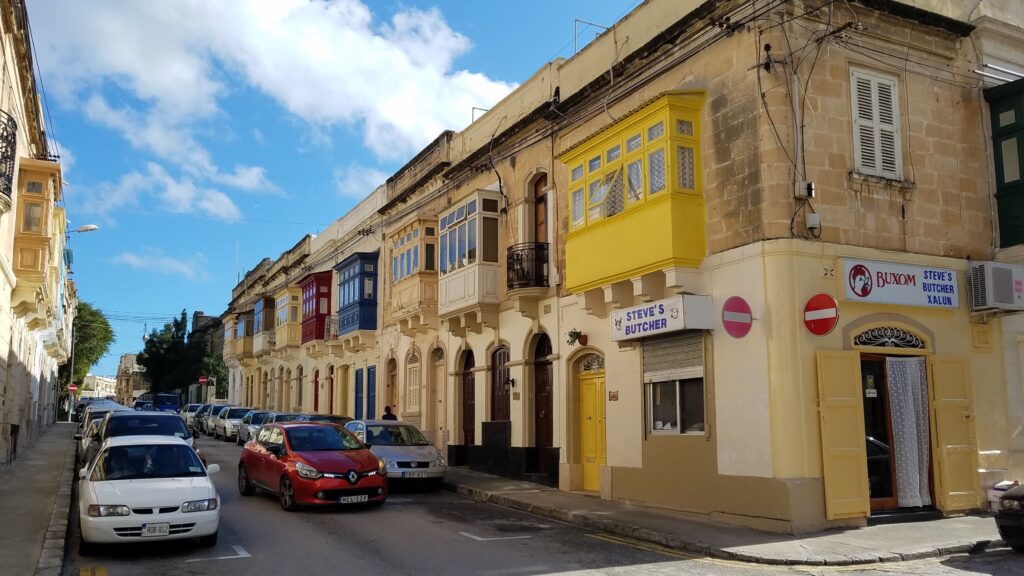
[68,435,1023,576]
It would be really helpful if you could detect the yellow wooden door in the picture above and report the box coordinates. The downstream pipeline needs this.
[580,371,606,491]
[816,350,870,520]
[928,355,981,512]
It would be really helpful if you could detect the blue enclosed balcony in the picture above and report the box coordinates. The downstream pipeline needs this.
[328,251,379,354]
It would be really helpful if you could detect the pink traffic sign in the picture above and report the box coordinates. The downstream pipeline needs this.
[722,296,753,338]
[804,293,839,336]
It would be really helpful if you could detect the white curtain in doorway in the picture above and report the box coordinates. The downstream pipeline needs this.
[885,357,932,508]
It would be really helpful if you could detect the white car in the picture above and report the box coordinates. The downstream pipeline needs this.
[77,435,221,554]
[213,407,252,441]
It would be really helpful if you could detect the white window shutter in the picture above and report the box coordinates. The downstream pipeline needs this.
[850,69,902,180]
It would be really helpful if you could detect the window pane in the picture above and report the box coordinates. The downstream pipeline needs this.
[467,218,477,263]
[457,222,467,266]
[588,155,601,173]
[364,277,374,300]
[22,203,41,232]
[677,146,695,190]
[626,134,641,153]
[393,256,398,283]
[413,245,419,272]
[456,205,466,221]
[290,306,298,322]
[606,145,621,163]
[627,160,643,202]
[649,149,666,194]
[648,121,664,141]
[467,200,477,215]
[571,189,584,226]
[571,165,584,181]
[588,180,604,221]
[999,109,1016,128]
[1001,136,1021,184]
[413,228,419,238]
[482,217,498,262]
[680,378,705,433]
[448,230,457,268]
[400,252,406,279]
[439,235,447,273]
[425,227,435,236]
[676,119,694,136]
[425,243,436,271]
[26,181,43,194]
[604,170,624,217]
[650,382,678,431]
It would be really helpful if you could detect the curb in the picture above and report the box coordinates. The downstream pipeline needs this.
[35,438,74,576]
[443,480,1009,567]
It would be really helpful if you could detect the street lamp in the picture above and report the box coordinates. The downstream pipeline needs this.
[72,224,99,234]
[65,223,99,421]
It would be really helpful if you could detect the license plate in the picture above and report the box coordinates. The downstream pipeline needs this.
[338,494,369,504]
[142,523,170,537]
[404,471,429,478]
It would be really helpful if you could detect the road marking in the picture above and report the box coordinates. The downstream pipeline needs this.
[459,531,533,542]
[184,544,251,563]
[79,568,108,576]
[386,497,416,504]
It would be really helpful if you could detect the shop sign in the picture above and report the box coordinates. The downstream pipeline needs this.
[844,258,959,309]
[610,294,713,342]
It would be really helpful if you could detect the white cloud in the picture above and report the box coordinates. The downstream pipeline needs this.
[333,165,388,199]
[32,0,516,167]
[74,163,241,222]
[113,250,209,282]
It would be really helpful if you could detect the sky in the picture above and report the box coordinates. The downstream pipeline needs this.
[28,0,639,377]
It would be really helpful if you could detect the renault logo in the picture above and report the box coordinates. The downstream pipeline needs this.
[347,470,359,485]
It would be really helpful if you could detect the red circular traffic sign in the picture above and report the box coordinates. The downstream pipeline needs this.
[198,375,208,385]
[68,384,78,392]
[722,296,753,338]
[804,293,839,336]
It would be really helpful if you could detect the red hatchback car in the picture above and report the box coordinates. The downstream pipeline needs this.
[238,422,387,510]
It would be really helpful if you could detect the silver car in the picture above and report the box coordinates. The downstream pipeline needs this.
[214,406,251,441]
[236,410,272,445]
[344,420,446,488]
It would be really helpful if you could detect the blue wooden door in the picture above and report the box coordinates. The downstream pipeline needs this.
[354,369,364,420]
[367,366,377,419]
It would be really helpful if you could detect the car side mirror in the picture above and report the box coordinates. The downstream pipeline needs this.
[268,445,284,458]
[78,467,88,480]
[206,463,221,475]
[73,434,82,441]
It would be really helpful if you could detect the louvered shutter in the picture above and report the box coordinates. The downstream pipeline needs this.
[851,69,902,180]
[643,331,703,382]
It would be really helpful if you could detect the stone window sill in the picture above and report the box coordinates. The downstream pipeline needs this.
[848,172,916,197]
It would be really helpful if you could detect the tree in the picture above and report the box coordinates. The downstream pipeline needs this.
[59,301,115,392]
[137,309,227,397]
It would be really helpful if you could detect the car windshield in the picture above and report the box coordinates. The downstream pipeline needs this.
[273,414,302,422]
[286,427,363,451]
[92,444,205,481]
[226,408,250,419]
[185,404,201,413]
[251,413,270,424]
[364,424,430,446]
[107,416,191,439]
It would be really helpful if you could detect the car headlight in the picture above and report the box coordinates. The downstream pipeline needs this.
[181,498,219,513]
[377,459,388,476]
[295,461,322,480]
[1002,498,1022,511]
[88,504,129,517]
[432,456,447,468]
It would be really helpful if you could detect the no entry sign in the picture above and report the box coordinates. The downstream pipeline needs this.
[68,384,78,393]
[804,293,839,336]
[722,296,753,338]
[199,375,208,385]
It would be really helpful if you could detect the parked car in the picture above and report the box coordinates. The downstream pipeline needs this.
[200,404,232,435]
[179,404,203,428]
[77,435,220,555]
[79,402,131,433]
[237,423,386,510]
[997,485,1024,552]
[213,407,252,441]
[207,405,235,438]
[191,404,211,434]
[297,414,353,426]
[133,400,154,411]
[76,418,106,467]
[73,397,104,422]
[344,420,446,489]
[262,412,303,425]
[81,411,203,469]
[237,410,272,445]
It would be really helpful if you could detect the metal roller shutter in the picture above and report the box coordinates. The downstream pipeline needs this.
[643,331,704,382]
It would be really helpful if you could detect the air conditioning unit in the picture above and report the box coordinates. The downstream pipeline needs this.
[969,262,1024,312]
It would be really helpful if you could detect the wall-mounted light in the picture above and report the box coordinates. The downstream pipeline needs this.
[505,376,516,390]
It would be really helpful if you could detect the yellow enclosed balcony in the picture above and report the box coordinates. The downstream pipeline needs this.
[384,217,439,337]
[12,158,61,327]
[560,92,706,295]
[273,287,302,359]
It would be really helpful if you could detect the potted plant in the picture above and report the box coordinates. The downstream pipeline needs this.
[567,329,588,346]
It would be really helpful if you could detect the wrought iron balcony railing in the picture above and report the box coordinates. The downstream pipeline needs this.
[506,242,549,291]
[0,110,16,199]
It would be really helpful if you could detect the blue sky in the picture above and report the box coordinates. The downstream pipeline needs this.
[29,0,637,376]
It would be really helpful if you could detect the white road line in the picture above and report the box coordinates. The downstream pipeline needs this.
[459,531,533,542]
[184,544,251,563]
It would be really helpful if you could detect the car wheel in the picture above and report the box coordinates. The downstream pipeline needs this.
[78,532,96,557]
[237,464,256,496]
[236,434,242,446]
[199,530,218,548]
[279,477,298,511]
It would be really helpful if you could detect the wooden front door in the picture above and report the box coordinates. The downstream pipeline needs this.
[580,369,605,492]
[534,175,548,243]
[861,355,899,511]
[432,351,446,449]
[535,359,553,474]
[462,353,476,445]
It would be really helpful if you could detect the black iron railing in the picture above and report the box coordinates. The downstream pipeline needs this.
[506,242,549,291]
[0,110,16,199]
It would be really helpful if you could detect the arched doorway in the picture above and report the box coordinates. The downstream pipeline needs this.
[429,347,445,447]
[490,345,510,421]
[461,351,476,445]
[407,350,422,419]
[326,365,335,414]
[532,334,553,474]
[533,174,548,243]
[576,353,605,492]
[387,358,398,412]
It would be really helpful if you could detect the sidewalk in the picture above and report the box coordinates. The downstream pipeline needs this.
[442,467,1006,566]
[0,422,77,576]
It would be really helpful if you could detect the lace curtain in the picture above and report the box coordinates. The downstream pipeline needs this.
[885,357,932,508]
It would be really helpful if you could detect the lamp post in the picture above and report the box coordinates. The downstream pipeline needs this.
[65,223,99,421]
